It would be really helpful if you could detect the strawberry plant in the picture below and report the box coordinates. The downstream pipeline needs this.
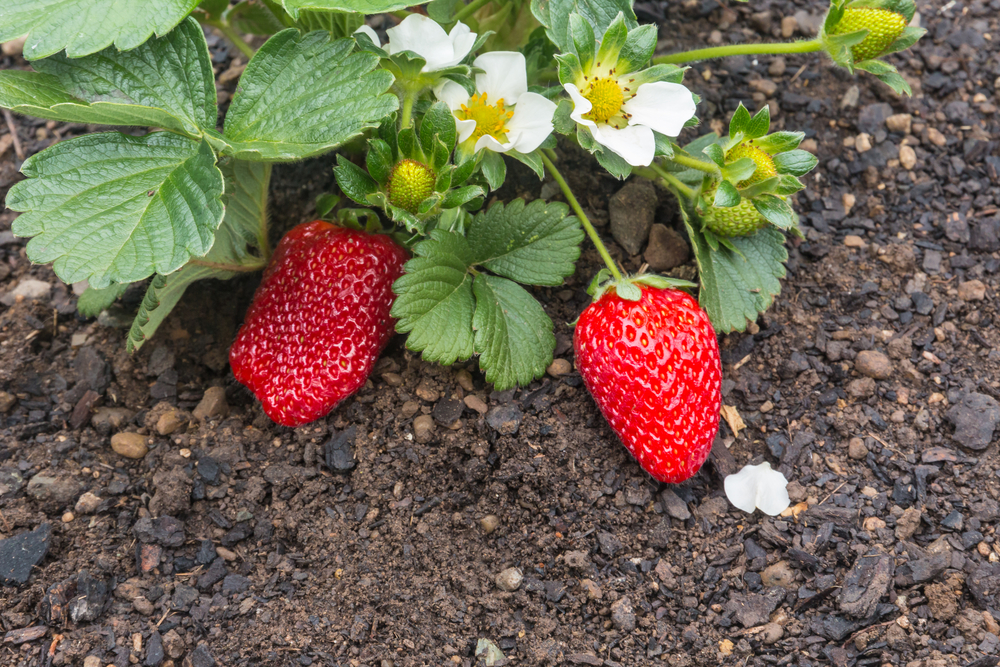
[0,0,925,481]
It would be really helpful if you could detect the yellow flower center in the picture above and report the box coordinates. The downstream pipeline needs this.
[582,77,625,125]
[458,93,513,143]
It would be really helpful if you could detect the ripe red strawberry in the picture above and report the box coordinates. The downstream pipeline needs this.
[230,221,409,427]
[574,284,722,483]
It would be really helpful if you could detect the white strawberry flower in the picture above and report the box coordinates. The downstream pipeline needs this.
[564,76,696,168]
[356,15,476,72]
[724,462,791,516]
[435,52,556,155]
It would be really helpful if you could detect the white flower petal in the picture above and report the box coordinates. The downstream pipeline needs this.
[447,22,477,66]
[724,462,790,516]
[435,80,471,111]
[475,134,511,153]
[456,118,477,144]
[354,25,381,48]
[589,122,655,167]
[385,15,454,71]
[503,92,557,153]
[564,83,594,128]
[623,81,697,138]
[474,52,528,105]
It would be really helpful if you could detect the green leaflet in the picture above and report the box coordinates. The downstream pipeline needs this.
[531,0,637,54]
[467,199,584,286]
[682,207,787,333]
[222,30,397,161]
[0,18,215,139]
[281,0,429,17]
[472,275,555,389]
[0,0,199,59]
[8,133,224,289]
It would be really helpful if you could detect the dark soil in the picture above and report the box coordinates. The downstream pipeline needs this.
[3,1,1000,665]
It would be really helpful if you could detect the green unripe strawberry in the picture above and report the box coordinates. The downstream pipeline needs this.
[828,7,908,62]
[387,159,435,213]
[703,141,779,237]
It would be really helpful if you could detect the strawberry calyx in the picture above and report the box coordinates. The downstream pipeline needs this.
[387,158,436,213]
[586,269,696,304]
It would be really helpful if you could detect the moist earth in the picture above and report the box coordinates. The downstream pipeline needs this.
[2,0,1000,665]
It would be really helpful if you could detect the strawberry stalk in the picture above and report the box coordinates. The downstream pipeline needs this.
[654,39,823,65]
[540,149,623,281]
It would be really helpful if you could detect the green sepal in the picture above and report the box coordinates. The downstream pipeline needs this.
[714,181,741,207]
[481,150,506,191]
[432,136,451,172]
[398,128,419,161]
[453,154,478,184]
[595,13,628,71]
[614,281,641,301]
[594,145,632,180]
[773,149,818,177]
[753,131,804,154]
[586,268,614,296]
[728,103,752,140]
[366,139,394,186]
[316,192,341,217]
[506,149,545,180]
[441,185,486,209]
[627,63,687,86]
[555,52,584,86]
[617,23,657,74]
[569,13,596,70]
[553,99,576,135]
[884,25,926,54]
[435,167,454,193]
[738,176,780,199]
[420,101,458,155]
[775,175,806,196]
[334,155,379,205]
[752,194,796,229]
[703,143,726,168]
[744,105,771,140]
[632,274,697,289]
[721,157,756,183]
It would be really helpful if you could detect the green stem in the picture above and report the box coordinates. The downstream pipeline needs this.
[208,20,255,59]
[454,0,493,22]
[635,165,697,201]
[668,152,721,175]
[400,89,416,130]
[654,38,822,65]
[189,257,267,273]
[541,150,622,282]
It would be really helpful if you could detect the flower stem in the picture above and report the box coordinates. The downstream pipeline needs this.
[667,152,721,176]
[654,39,822,65]
[454,0,493,22]
[207,20,255,59]
[541,150,623,282]
[400,89,416,130]
[635,165,697,201]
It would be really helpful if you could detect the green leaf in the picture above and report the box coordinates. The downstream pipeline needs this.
[294,9,363,37]
[531,0,637,55]
[468,199,584,286]
[481,150,506,191]
[334,155,379,205]
[0,18,215,139]
[683,209,787,333]
[472,275,555,390]
[0,0,199,60]
[728,103,752,139]
[229,0,290,34]
[222,30,397,161]
[281,0,429,17]
[744,105,770,140]
[77,283,130,318]
[219,159,272,253]
[773,149,818,177]
[752,194,796,229]
[713,180,740,207]
[8,132,224,289]
[391,229,477,366]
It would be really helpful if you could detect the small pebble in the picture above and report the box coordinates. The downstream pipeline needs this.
[456,369,475,391]
[855,133,872,153]
[480,515,500,534]
[75,491,102,514]
[61,512,74,523]
[848,438,869,460]
[413,414,435,443]
[958,280,986,301]
[495,567,522,591]
[216,546,238,561]
[855,350,892,380]
[899,144,917,170]
[546,358,572,377]
[111,432,149,459]
[463,394,488,414]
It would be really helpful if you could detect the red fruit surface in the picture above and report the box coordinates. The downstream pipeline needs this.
[574,286,722,483]
[230,221,409,427]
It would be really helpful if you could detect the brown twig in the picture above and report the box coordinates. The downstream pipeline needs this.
[2,108,25,161]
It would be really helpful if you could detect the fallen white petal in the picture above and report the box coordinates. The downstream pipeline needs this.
[724,462,790,516]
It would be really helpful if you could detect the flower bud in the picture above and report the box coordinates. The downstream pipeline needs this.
[387,159,435,213]
[828,7,908,61]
